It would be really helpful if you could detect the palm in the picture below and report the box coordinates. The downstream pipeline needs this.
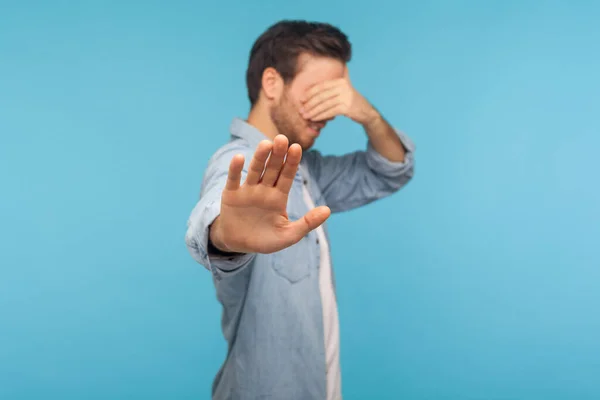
[214,135,330,254]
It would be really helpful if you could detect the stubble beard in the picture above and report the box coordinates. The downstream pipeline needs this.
[270,92,305,149]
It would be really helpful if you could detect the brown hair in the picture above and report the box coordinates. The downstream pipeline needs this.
[246,20,352,106]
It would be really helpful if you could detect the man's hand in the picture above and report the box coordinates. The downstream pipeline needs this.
[299,68,378,126]
[300,68,407,163]
[209,135,331,255]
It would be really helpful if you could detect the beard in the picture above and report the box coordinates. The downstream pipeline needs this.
[270,91,311,149]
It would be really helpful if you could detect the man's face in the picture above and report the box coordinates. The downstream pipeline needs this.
[270,54,346,150]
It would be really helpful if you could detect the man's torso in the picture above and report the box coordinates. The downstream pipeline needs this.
[210,138,340,400]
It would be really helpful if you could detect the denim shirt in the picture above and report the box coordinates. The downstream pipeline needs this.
[185,118,415,400]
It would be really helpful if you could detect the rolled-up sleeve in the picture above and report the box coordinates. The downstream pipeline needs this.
[303,129,415,213]
[365,130,416,179]
[185,147,254,279]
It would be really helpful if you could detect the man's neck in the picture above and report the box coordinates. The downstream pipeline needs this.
[247,104,279,141]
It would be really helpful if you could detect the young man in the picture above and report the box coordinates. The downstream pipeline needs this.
[185,20,415,400]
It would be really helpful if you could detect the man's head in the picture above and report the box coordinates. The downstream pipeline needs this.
[246,20,352,149]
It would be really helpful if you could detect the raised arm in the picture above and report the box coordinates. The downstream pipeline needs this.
[302,126,414,213]
[299,69,415,212]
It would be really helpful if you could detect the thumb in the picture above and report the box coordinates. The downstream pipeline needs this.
[287,206,331,243]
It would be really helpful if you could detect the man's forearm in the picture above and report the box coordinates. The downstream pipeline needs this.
[362,108,406,163]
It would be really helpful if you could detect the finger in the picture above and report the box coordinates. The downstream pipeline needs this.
[261,134,288,186]
[301,87,340,116]
[303,96,340,121]
[310,104,344,122]
[287,206,331,242]
[300,79,341,103]
[225,154,245,191]
[245,140,273,186]
[275,143,302,194]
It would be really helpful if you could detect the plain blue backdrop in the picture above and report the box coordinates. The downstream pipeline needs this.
[1,1,599,399]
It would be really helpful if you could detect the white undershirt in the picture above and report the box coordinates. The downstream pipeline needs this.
[301,182,342,400]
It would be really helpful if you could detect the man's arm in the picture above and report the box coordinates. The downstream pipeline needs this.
[185,146,255,277]
[299,70,416,212]
[361,109,407,163]
[185,136,331,277]
[302,122,415,213]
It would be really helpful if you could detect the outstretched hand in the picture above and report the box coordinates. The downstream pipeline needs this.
[209,134,331,254]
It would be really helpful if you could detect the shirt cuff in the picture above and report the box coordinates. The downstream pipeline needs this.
[366,129,416,176]
[185,198,254,279]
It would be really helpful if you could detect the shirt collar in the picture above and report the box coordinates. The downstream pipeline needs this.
[229,117,305,184]
[229,117,270,149]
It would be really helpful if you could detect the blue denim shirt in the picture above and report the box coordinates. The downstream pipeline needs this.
[185,118,415,399]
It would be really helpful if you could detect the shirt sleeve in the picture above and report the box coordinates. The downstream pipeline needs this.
[302,129,416,213]
[185,146,255,279]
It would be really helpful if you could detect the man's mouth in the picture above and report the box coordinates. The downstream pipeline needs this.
[308,122,324,135]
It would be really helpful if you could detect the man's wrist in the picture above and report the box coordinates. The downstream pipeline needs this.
[208,219,229,252]
[208,218,244,256]
[359,105,382,129]
[207,235,240,256]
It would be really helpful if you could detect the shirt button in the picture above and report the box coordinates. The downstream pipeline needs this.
[316,238,320,244]
[303,179,308,185]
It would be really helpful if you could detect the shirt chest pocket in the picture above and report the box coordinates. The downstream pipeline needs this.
[270,214,314,283]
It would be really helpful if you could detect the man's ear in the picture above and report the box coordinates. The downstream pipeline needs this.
[261,67,284,102]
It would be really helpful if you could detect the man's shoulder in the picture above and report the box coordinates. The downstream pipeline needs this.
[207,137,256,171]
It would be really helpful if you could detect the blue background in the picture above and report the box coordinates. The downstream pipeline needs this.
[1,1,599,399]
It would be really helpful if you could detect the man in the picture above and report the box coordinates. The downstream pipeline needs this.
[185,20,415,400]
